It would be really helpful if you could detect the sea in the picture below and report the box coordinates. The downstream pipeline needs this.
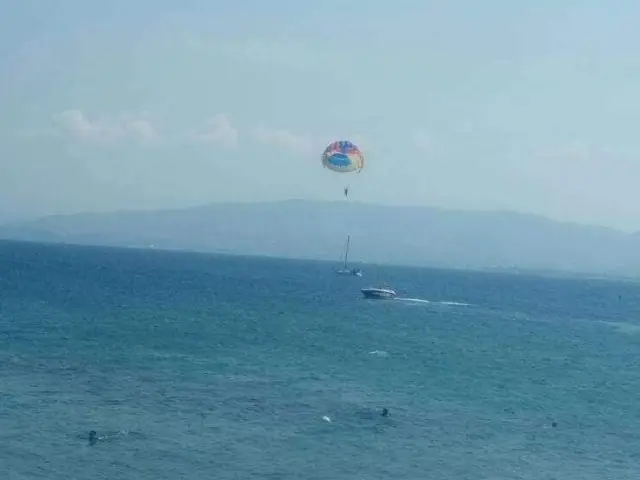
[1,239,639,479]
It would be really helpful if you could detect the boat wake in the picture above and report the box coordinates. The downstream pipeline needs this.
[396,297,430,304]
[368,350,390,357]
[396,297,471,307]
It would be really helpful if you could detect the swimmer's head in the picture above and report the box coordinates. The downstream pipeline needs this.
[381,408,389,417]
[89,430,97,445]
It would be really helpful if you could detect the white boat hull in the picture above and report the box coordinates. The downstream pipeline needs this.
[336,268,363,277]
[361,287,396,300]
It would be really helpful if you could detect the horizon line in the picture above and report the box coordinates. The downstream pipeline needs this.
[1,198,628,234]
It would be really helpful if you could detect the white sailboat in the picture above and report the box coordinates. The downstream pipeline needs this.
[335,234,363,277]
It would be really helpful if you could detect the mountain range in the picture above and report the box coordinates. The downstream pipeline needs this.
[1,199,639,277]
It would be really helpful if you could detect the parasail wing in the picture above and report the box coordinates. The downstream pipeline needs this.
[321,140,364,174]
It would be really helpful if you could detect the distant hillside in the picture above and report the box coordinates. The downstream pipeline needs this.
[1,200,639,276]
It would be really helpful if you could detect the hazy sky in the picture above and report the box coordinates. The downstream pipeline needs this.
[2,1,640,230]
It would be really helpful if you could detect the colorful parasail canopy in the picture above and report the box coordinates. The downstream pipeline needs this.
[321,140,364,174]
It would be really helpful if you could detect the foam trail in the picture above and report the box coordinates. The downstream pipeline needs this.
[396,297,471,306]
[368,350,389,357]
[396,297,430,304]
[600,320,640,335]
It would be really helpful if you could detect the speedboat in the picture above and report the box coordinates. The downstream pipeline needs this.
[361,286,396,300]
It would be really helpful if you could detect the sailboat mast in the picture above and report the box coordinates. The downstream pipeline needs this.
[344,235,351,270]
[344,235,350,269]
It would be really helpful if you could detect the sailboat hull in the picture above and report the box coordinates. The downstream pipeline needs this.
[335,268,363,277]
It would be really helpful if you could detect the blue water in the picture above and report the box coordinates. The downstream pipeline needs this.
[1,240,640,479]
